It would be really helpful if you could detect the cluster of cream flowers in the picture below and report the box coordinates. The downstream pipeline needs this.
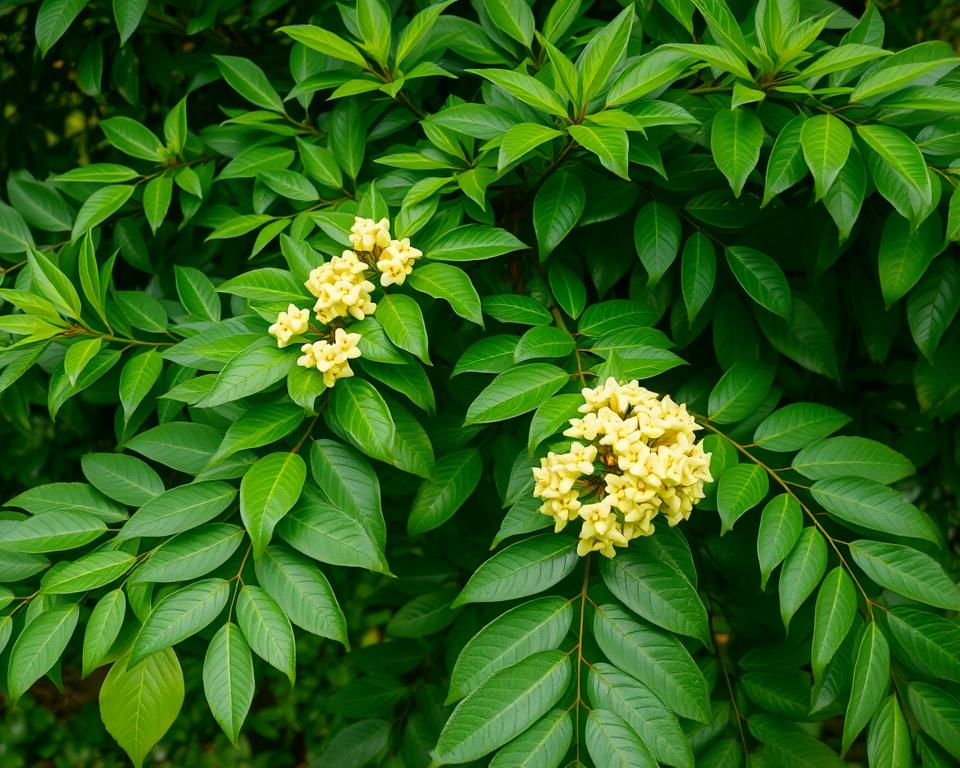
[533,378,712,558]
[297,328,362,387]
[266,216,423,391]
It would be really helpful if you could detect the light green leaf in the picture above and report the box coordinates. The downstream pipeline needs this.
[279,24,366,66]
[868,695,912,768]
[858,124,932,217]
[212,403,304,464]
[7,603,79,702]
[454,534,578,607]
[448,596,573,703]
[468,69,568,116]
[753,402,850,452]
[240,452,306,559]
[842,622,890,753]
[214,55,284,112]
[568,125,629,179]
[778,526,827,630]
[377,294,431,364]
[131,578,231,665]
[236,585,296,684]
[28,246,82,320]
[35,0,89,56]
[758,494,803,589]
[407,262,483,326]
[82,589,125,676]
[42,550,134,594]
[711,109,764,197]
[71,185,135,240]
[310,439,385,549]
[800,114,852,199]
[497,123,564,170]
[253,545,347,645]
[585,708,657,768]
[600,547,709,644]
[793,436,914,483]
[100,649,184,768]
[849,540,960,610]
[119,481,237,539]
[132,524,244,584]
[433,651,572,765]
[327,377,396,464]
[119,349,162,424]
[593,602,711,723]
[426,224,527,262]
[717,463,769,533]
[82,452,163,506]
[203,623,254,745]
[0,510,106,553]
[465,364,569,425]
[489,709,572,768]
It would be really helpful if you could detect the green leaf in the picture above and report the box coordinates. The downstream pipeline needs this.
[885,607,960,684]
[7,603,79,702]
[7,483,126,523]
[42,550,134,594]
[163,96,187,154]
[793,436,914,483]
[800,114,852,199]
[212,403,304,464]
[757,493,803,589]
[749,714,845,767]
[71,185,134,239]
[908,682,960,761]
[408,449,482,536]
[514,327,575,362]
[356,0,392,64]
[7,171,72,231]
[878,211,944,305]
[848,540,960,610]
[690,0,755,66]
[327,377,396,464]
[310,439,385,549]
[668,42,751,79]
[377,294,431,364]
[851,51,960,103]
[489,709,572,768]
[908,259,960,361]
[842,622,890,753]
[28,246,82,320]
[395,0,454,66]
[577,5,634,100]
[454,535,578,607]
[427,224,526,262]
[778,526,827,630]
[468,69,568,116]
[407,263,483,326]
[143,175,172,234]
[236,585,296,684]
[534,172,585,258]
[497,123,564,170]
[568,125,629,180]
[587,662,693,768]
[131,578,231,666]
[858,124,932,217]
[433,651,572,765]
[593,602,711,723]
[717,463,769,533]
[0,201,35,253]
[708,361,776,424]
[198,339,292,408]
[253,545,347,645]
[585,708,657,768]
[606,48,693,106]
[119,481,237,539]
[634,201,680,287]
[448,596,573,703]
[55,164,138,183]
[811,567,857,682]
[680,232,716,324]
[486,0,534,47]
[101,116,163,161]
[259,169,319,202]
[753,403,850,451]
[548,264,586,319]
[711,109,764,197]
[279,25,366,67]
[82,452,163,506]
[64,337,102,386]
[132,524,244,584]
[35,0,89,56]
[483,295,552,326]
[203,623,254,745]
[240,452,306,559]
[868,695,912,768]
[600,547,709,644]
[82,589,125,676]
[799,44,891,80]
[100,649,184,768]
[278,498,385,571]
[386,586,460,639]
[119,349,162,424]
[762,116,809,207]
[724,245,792,318]
[465,364,569,425]
[0,510,106,553]
[214,55,284,112]
[811,477,940,545]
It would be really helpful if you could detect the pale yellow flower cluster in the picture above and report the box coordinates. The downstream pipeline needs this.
[268,304,311,348]
[305,250,377,324]
[349,216,422,287]
[532,378,712,558]
[297,328,362,387]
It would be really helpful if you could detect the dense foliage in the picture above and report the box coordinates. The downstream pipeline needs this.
[2,0,960,766]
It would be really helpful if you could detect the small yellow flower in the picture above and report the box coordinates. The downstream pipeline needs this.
[305,251,377,324]
[296,328,363,388]
[350,217,392,253]
[268,304,311,348]
[531,378,712,558]
[376,238,422,287]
